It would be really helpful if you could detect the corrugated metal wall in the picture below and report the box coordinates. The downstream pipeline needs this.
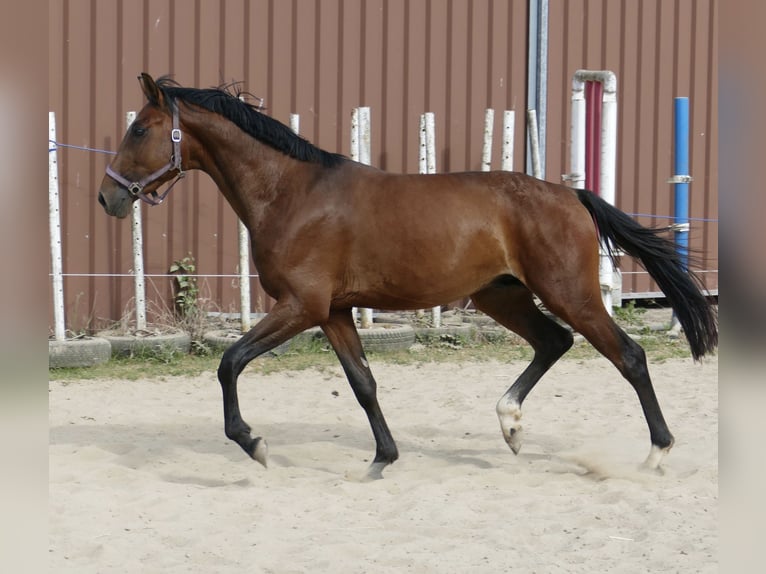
[545,0,718,297]
[48,0,717,333]
[48,0,530,330]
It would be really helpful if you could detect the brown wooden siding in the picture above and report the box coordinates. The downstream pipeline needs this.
[48,0,717,332]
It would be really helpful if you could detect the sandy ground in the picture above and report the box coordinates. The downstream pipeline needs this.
[50,354,717,573]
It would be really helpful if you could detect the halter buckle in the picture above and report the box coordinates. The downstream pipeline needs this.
[171,128,182,143]
[128,182,144,197]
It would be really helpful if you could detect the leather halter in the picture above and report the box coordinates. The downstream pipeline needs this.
[105,101,185,206]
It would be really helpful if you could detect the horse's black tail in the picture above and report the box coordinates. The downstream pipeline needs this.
[575,188,718,360]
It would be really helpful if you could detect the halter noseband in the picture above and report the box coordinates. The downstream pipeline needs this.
[105,101,185,206]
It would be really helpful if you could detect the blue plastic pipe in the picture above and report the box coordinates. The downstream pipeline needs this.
[673,97,690,271]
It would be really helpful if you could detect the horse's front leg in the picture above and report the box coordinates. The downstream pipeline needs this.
[217,300,314,466]
[321,309,399,479]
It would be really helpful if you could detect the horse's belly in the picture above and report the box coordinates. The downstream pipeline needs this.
[337,255,507,310]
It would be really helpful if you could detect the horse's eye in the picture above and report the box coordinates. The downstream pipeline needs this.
[132,125,147,137]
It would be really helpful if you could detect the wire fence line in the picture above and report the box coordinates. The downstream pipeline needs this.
[49,140,117,155]
[50,273,261,279]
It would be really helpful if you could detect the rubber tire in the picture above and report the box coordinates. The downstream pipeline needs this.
[99,331,191,358]
[202,329,243,351]
[202,329,295,356]
[205,324,414,354]
[372,312,411,325]
[356,323,415,353]
[460,313,498,327]
[413,323,476,343]
[49,337,112,368]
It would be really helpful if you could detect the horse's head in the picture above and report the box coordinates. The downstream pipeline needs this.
[98,73,185,218]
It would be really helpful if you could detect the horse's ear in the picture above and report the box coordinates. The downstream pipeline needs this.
[138,73,164,107]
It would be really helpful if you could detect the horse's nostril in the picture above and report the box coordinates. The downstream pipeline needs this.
[98,191,106,208]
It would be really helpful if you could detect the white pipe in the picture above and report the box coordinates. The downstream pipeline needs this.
[599,75,618,310]
[501,110,515,171]
[422,112,441,328]
[238,97,253,331]
[600,83,618,207]
[358,106,371,166]
[350,107,360,162]
[425,112,436,176]
[289,113,300,135]
[481,108,494,171]
[416,115,428,322]
[238,221,251,332]
[568,83,586,189]
[570,70,618,205]
[570,70,618,313]
[527,109,542,179]
[572,69,618,100]
[351,108,373,328]
[48,111,66,341]
[418,114,427,175]
[126,111,147,332]
[350,109,360,325]
[359,107,373,329]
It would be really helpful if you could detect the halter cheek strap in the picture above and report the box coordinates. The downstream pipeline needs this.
[105,101,185,206]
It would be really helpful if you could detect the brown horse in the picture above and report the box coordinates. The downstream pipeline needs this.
[99,74,717,478]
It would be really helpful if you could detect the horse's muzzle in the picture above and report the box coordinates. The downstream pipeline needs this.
[97,183,133,218]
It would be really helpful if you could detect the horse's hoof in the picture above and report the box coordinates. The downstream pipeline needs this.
[641,443,672,471]
[249,437,269,468]
[497,398,523,455]
[363,462,387,481]
[504,426,523,455]
[343,461,388,482]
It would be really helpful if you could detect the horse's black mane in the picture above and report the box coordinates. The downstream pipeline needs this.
[155,77,346,169]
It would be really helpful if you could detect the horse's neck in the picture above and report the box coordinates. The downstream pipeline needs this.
[191,122,298,228]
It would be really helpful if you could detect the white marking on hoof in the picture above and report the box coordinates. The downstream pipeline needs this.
[496,396,523,454]
[253,438,269,468]
[641,443,671,470]
[364,462,387,481]
[344,461,387,482]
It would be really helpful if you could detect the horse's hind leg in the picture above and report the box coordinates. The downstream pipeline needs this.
[471,279,574,455]
[567,306,674,469]
[321,309,398,479]
[537,282,675,469]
